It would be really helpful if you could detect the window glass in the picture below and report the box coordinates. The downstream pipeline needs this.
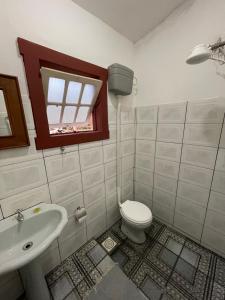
[66,81,82,104]
[47,77,65,103]
[47,105,61,124]
[62,106,76,123]
[76,106,90,123]
[81,84,96,105]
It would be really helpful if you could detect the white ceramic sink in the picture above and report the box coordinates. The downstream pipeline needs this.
[0,203,68,276]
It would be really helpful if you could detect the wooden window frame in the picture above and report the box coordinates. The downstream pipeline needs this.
[18,38,109,150]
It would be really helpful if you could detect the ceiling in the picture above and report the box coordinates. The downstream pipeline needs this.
[72,0,186,43]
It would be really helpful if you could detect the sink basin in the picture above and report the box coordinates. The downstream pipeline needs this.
[0,203,68,276]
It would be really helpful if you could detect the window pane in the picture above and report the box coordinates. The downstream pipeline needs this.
[47,105,61,124]
[81,84,96,105]
[76,106,90,123]
[66,81,82,104]
[62,106,76,123]
[48,77,65,103]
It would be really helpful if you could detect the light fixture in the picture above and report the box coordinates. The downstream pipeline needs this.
[186,38,225,65]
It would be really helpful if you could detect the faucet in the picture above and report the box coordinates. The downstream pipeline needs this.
[16,209,24,222]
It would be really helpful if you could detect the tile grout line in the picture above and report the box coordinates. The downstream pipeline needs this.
[152,105,159,212]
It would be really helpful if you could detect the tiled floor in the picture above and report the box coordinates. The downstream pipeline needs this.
[46,219,225,300]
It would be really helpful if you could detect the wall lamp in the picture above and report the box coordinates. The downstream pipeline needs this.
[186,38,225,65]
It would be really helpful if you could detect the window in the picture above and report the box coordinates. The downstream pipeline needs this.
[18,38,109,149]
[41,68,103,134]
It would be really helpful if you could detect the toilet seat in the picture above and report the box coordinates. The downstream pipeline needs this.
[120,200,152,225]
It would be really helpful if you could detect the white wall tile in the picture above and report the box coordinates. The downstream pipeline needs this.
[153,202,174,224]
[157,124,184,143]
[104,160,117,180]
[215,148,225,172]
[135,168,153,186]
[0,209,3,220]
[176,197,206,224]
[0,271,23,300]
[40,245,61,275]
[103,144,116,163]
[122,169,133,187]
[0,185,51,218]
[154,174,177,194]
[43,145,78,157]
[208,191,225,214]
[121,140,135,157]
[83,183,105,207]
[174,213,202,240]
[59,217,85,242]
[155,159,179,179]
[186,99,225,124]
[122,181,133,201]
[220,123,225,148]
[153,189,176,208]
[105,176,116,195]
[103,126,116,145]
[0,159,47,199]
[202,227,225,256]
[181,145,217,169]
[136,124,156,140]
[120,124,135,141]
[87,214,107,240]
[79,141,102,150]
[45,152,80,182]
[82,165,104,190]
[177,181,209,207]
[79,147,103,170]
[211,171,225,194]
[158,102,186,124]
[136,140,156,156]
[49,173,82,203]
[120,108,135,124]
[106,193,117,210]
[135,196,152,209]
[136,106,158,124]
[183,124,222,147]
[121,155,134,172]
[135,154,154,171]
[106,205,120,228]
[108,104,117,125]
[179,164,213,188]
[205,209,225,235]
[135,182,152,201]
[86,199,106,223]
[60,193,83,218]
[156,142,181,162]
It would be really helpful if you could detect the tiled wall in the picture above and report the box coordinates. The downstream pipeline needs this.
[134,98,225,257]
[0,95,135,299]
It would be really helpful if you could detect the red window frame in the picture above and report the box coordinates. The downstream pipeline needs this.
[18,38,109,150]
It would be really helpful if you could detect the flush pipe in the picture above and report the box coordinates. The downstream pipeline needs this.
[116,97,122,208]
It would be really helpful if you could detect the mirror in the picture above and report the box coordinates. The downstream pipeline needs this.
[0,89,12,136]
[0,74,29,150]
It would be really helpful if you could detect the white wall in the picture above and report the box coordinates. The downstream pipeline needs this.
[0,1,135,299]
[134,0,225,106]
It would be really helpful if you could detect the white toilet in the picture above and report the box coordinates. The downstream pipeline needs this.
[119,199,153,244]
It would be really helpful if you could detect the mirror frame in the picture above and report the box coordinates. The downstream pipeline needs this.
[0,74,29,150]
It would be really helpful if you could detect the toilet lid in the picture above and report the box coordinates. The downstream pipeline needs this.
[120,200,152,224]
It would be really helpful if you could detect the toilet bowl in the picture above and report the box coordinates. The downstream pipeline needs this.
[119,200,152,244]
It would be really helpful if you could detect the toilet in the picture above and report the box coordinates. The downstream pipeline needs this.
[119,200,152,244]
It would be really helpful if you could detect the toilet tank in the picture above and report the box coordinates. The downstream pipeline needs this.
[108,63,134,96]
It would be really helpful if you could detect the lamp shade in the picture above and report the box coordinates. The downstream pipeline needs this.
[186,44,211,64]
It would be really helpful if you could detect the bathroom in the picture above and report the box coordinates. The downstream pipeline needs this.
[0,0,225,299]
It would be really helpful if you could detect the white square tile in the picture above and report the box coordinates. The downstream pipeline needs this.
[211,171,225,194]
[79,141,102,150]
[153,189,176,208]
[49,173,82,204]
[79,147,103,170]
[120,108,135,124]
[205,209,225,234]
[82,165,104,190]
[155,159,179,179]
[45,152,80,182]
[83,183,105,207]
[135,196,152,209]
[183,124,222,147]
[186,98,225,123]
[122,181,133,201]
[135,182,152,201]
[208,191,225,213]
[154,174,177,194]
[40,246,61,275]
[136,106,158,124]
[215,148,225,172]
[103,144,117,163]
[0,185,51,218]
[106,205,120,228]
[120,124,135,141]
[121,155,134,172]
[43,145,78,157]
[104,160,117,180]
[153,202,174,224]
[177,181,209,207]
[121,140,135,157]
[136,124,156,140]
[156,142,182,162]
[87,214,107,240]
[122,169,134,186]
[108,104,117,125]
[175,197,206,224]
[181,145,217,169]
[135,168,153,186]
[0,159,47,199]
[0,209,3,220]
[103,126,116,145]
[86,199,106,223]
[174,212,202,240]
[135,154,154,171]
[60,193,83,218]
[157,124,184,143]
[220,124,225,148]
[158,102,186,124]
[202,227,225,256]
[106,193,117,210]
[136,140,156,156]
[59,216,85,242]
[105,176,117,195]
[179,163,213,188]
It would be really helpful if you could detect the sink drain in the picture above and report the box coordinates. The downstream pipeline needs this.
[23,241,33,251]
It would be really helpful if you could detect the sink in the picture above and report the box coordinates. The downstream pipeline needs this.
[0,203,68,300]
